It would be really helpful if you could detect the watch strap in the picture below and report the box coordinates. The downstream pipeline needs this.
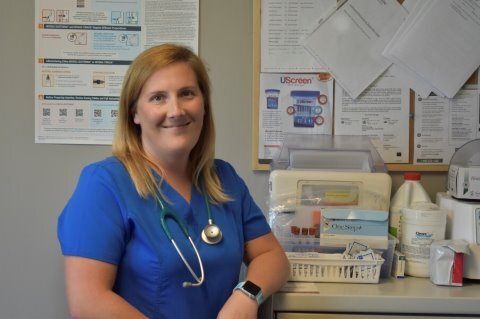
[233,280,264,305]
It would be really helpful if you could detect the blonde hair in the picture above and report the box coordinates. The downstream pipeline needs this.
[112,44,230,203]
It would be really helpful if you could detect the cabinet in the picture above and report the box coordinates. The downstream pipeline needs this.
[275,315,478,319]
[259,277,480,319]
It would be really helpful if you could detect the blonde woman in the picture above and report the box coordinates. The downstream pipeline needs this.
[58,44,289,319]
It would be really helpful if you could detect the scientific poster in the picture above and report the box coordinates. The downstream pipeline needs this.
[35,0,198,144]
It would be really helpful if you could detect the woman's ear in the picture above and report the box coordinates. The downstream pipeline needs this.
[131,102,140,124]
[133,112,140,124]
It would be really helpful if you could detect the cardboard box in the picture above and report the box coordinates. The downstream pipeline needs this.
[392,250,405,278]
[448,165,480,200]
[320,208,389,250]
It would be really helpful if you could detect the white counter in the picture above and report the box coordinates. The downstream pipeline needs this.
[259,277,480,318]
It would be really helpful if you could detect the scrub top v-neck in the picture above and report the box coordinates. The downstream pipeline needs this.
[58,156,270,319]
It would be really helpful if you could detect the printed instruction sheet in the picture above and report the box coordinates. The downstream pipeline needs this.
[334,67,410,163]
[413,86,480,165]
[35,0,199,144]
[260,0,336,72]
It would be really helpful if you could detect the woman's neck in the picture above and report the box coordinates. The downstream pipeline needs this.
[157,159,193,202]
[165,173,192,202]
[146,149,194,202]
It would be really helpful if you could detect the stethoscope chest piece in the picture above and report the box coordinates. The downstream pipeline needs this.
[201,222,223,245]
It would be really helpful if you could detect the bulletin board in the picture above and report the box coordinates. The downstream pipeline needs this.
[251,0,478,172]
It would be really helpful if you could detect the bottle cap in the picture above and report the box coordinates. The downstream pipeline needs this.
[404,172,421,181]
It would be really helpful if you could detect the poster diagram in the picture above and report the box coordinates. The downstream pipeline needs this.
[35,0,199,145]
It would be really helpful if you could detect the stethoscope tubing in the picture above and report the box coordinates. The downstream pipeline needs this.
[154,189,220,287]
[170,237,204,287]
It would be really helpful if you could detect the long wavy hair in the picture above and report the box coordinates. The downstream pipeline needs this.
[112,44,230,203]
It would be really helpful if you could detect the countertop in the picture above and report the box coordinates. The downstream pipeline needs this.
[262,277,480,316]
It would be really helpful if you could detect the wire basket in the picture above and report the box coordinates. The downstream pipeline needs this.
[287,252,384,283]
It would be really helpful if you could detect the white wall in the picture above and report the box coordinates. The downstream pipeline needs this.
[0,1,447,318]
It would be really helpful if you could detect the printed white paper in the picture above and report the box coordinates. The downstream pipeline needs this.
[334,68,410,163]
[303,0,407,99]
[261,0,336,72]
[414,87,479,164]
[383,0,480,98]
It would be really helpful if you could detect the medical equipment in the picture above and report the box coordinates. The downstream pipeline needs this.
[437,192,480,279]
[437,141,480,279]
[156,191,222,288]
[447,139,480,200]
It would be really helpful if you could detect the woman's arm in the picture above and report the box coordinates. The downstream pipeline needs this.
[242,232,290,297]
[217,232,290,318]
[64,256,148,319]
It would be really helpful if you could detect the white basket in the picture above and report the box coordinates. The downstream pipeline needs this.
[287,252,384,284]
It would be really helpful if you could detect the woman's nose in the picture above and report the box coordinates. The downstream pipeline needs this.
[166,97,185,117]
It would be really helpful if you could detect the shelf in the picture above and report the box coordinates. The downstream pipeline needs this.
[386,164,448,172]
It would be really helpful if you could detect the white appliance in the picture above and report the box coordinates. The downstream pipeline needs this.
[437,192,480,279]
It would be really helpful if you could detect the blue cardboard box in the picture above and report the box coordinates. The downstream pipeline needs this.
[320,208,389,250]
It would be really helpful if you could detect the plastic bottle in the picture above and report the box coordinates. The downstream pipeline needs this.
[401,202,446,277]
[389,172,431,242]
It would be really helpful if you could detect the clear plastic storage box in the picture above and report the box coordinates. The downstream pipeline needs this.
[268,135,392,283]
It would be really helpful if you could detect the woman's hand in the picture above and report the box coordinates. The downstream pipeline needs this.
[217,290,258,319]
[217,232,289,319]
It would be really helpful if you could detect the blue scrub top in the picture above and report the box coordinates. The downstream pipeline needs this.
[58,157,271,319]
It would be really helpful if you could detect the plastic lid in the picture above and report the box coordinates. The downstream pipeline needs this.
[270,134,387,172]
[403,202,446,221]
[404,172,421,181]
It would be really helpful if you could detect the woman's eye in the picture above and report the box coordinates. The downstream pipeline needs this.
[151,94,166,103]
[180,90,195,98]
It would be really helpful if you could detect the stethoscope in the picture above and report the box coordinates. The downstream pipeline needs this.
[155,190,222,288]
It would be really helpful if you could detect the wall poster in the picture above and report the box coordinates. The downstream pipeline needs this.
[35,0,199,144]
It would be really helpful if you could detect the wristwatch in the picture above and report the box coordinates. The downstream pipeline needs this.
[233,280,264,305]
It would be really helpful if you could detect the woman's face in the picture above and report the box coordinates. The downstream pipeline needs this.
[133,62,205,165]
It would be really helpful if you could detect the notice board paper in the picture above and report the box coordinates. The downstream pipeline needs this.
[383,0,480,99]
[303,0,407,99]
[334,67,410,163]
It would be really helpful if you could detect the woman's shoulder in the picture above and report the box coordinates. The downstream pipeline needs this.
[80,156,129,182]
[213,158,236,175]
[212,159,245,186]
[85,156,122,169]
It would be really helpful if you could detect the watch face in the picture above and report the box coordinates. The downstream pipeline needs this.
[243,280,261,295]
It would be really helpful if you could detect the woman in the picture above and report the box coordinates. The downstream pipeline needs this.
[57,44,290,319]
